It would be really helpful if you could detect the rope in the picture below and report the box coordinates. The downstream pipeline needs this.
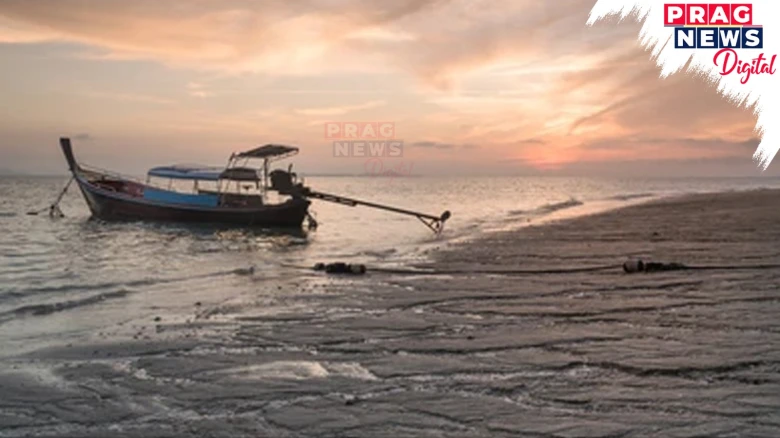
[281,262,623,276]
[674,263,780,271]
[368,264,623,276]
[26,176,75,217]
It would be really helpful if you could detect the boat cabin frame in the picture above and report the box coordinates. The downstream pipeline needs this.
[143,144,301,205]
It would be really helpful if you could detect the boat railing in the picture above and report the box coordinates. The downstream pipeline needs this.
[79,163,147,184]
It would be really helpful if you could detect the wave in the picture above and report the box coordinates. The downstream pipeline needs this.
[358,248,398,259]
[203,361,378,381]
[509,198,584,217]
[1,266,257,299]
[606,192,655,202]
[5,288,132,319]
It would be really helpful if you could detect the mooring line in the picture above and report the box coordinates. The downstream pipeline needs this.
[279,262,624,276]
[26,176,75,217]
[368,264,623,276]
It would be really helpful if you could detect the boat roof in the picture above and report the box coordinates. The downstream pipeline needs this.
[148,166,223,181]
[236,144,298,159]
[147,165,260,182]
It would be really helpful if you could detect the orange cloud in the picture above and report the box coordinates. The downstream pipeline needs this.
[0,0,444,74]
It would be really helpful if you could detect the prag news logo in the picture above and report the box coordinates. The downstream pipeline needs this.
[326,122,403,158]
[665,3,776,83]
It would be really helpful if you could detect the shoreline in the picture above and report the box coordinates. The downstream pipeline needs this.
[431,187,780,270]
[422,186,766,265]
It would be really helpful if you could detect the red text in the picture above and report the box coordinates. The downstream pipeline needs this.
[713,49,776,84]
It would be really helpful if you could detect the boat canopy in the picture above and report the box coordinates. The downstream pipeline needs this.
[148,166,222,181]
[148,166,260,182]
[236,144,299,160]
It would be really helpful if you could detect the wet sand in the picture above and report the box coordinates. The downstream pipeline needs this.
[2,189,780,437]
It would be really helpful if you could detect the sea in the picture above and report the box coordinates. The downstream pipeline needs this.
[2,175,779,353]
[1,175,779,437]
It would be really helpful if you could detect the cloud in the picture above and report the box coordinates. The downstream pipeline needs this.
[411,141,478,150]
[73,133,92,141]
[0,0,445,74]
[576,136,761,161]
[346,27,417,42]
[83,91,174,105]
[562,44,758,135]
[186,82,214,98]
[0,16,57,42]
[0,0,636,85]
[550,41,760,168]
[517,138,546,145]
[294,100,387,116]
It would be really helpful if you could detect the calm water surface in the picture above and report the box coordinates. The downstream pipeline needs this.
[1,175,780,437]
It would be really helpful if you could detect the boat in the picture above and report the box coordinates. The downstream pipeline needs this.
[58,138,450,233]
[60,138,311,227]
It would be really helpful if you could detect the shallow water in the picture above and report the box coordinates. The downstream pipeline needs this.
[1,175,780,437]
[1,175,776,334]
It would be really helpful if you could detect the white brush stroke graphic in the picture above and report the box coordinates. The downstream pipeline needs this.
[587,0,779,170]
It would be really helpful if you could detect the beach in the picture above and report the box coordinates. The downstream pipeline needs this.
[1,188,780,437]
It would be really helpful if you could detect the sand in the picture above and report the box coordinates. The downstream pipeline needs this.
[1,189,779,437]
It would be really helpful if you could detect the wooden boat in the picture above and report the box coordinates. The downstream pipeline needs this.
[58,137,450,233]
[60,138,310,227]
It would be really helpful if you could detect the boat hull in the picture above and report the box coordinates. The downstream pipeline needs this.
[76,177,310,228]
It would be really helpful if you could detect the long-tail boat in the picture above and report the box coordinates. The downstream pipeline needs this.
[58,138,450,233]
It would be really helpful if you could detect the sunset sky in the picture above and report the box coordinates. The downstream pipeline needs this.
[0,0,773,176]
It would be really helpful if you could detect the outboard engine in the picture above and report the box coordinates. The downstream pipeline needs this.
[269,169,297,194]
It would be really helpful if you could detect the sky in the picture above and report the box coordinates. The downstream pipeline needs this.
[0,0,774,177]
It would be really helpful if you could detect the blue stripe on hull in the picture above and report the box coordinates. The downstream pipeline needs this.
[143,187,219,207]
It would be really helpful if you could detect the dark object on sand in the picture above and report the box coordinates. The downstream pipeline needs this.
[623,259,688,273]
[54,137,450,233]
[314,262,367,275]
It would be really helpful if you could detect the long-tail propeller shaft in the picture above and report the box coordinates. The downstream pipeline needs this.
[303,189,450,234]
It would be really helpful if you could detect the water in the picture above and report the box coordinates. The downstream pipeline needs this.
[1,175,779,437]
[1,175,779,352]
